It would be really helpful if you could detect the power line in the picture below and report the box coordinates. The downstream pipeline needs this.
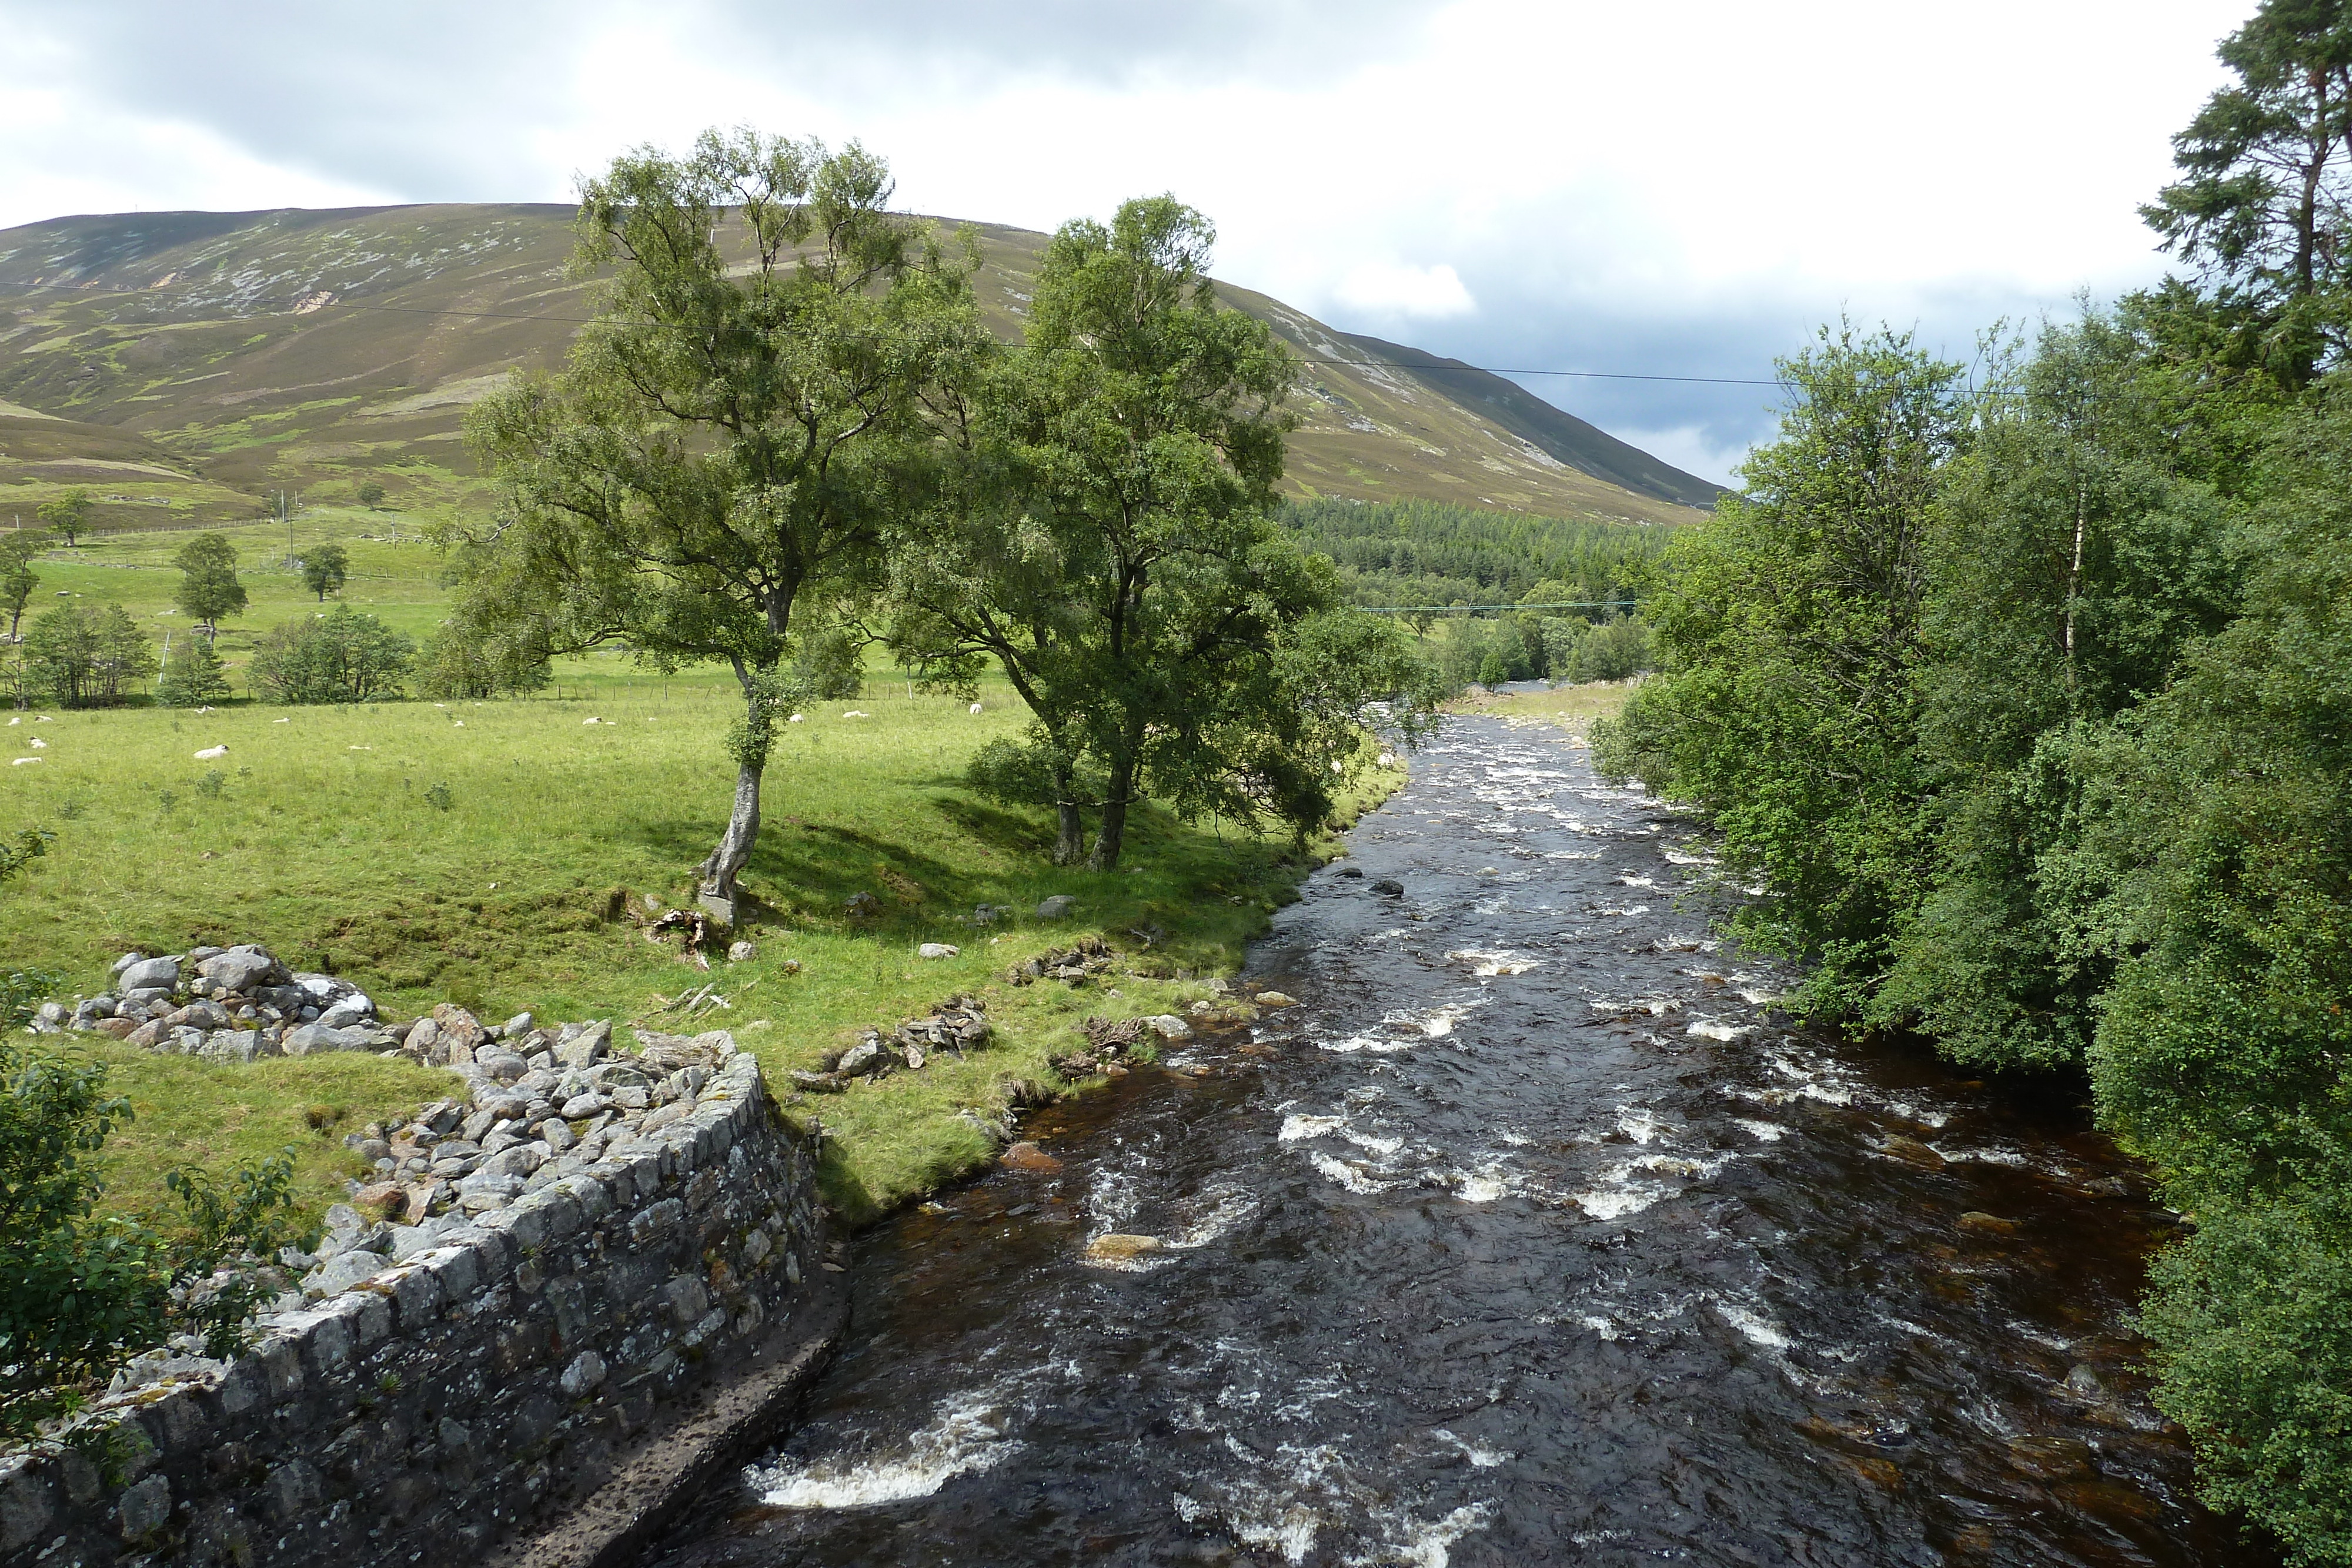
[1358,600,1638,614]
[1,276,1790,388]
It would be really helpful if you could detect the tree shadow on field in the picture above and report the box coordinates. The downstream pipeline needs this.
[620,807,995,933]
[928,795,1055,861]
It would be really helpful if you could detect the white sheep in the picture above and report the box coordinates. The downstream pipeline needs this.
[969,702,984,715]
[583,716,603,725]
[453,720,465,727]
[5,717,16,726]
[28,738,45,750]
[193,744,226,760]
[787,713,805,723]
[273,717,290,724]
[9,757,36,766]
[841,710,870,719]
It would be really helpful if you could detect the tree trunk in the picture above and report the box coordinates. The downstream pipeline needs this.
[698,760,764,901]
[1088,763,1133,870]
[1051,760,1086,865]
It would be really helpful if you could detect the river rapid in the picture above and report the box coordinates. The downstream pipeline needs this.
[644,715,2273,1567]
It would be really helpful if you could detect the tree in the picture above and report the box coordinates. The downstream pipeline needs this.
[20,602,157,707]
[414,608,552,700]
[1595,325,1969,1015]
[893,198,1437,867]
[2142,0,2352,385]
[463,129,987,907]
[0,530,42,640]
[301,542,350,600]
[156,634,232,707]
[34,490,89,547]
[1871,313,2241,1070]
[173,531,247,637]
[249,605,412,703]
[2078,396,2352,1557]
[356,480,387,510]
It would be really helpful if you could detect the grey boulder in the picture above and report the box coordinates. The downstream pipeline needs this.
[283,1023,373,1056]
[197,948,280,994]
[118,956,182,992]
[1035,895,1076,920]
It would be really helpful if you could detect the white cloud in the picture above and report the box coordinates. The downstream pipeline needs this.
[0,0,2261,474]
[1331,262,1476,319]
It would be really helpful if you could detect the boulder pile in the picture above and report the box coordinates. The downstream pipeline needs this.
[1049,1011,1191,1079]
[790,995,990,1093]
[31,944,391,1061]
[1008,935,1120,987]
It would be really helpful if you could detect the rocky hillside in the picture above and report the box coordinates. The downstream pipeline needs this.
[0,205,1720,533]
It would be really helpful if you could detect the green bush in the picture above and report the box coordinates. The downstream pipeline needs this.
[793,624,868,700]
[413,620,551,700]
[0,1043,305,1437]
[19,603,159,708]
[249,604,413,704]
[155,636,231,708]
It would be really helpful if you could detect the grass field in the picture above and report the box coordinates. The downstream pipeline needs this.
[2,549,1399,1231]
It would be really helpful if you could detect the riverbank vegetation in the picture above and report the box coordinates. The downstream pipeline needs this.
[1596,2,2352,1555]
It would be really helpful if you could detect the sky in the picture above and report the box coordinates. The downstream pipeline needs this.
[0,0,2254,486]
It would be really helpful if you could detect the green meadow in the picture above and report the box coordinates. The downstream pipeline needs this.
[4,520,1398,1231]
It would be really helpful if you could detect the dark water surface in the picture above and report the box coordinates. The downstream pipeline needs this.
[644,717,2273,1567]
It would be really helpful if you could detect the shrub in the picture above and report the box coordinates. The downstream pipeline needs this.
[793,624,868,700]
[249,604,412,704]
[0,1044,304,1437]
[155,635,231,707]
[20,603,158,707]
[414,623,550,700]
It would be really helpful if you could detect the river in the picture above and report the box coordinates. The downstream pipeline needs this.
[642,716,2273,1567]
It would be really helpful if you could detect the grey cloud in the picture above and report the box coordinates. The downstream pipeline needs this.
[6,1,1442,199]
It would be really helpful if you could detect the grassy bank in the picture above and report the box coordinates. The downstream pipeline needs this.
[3,670,1396,1229]
[1446,677,1638,733]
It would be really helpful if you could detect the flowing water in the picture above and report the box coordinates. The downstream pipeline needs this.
[645,716,2274,1567]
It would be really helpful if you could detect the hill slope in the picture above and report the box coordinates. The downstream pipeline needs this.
[0,205,1721,535]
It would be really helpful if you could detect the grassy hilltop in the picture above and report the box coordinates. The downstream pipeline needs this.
[0,205,1719,541]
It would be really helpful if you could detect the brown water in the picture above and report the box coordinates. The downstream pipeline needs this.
[643,717,2274,1567]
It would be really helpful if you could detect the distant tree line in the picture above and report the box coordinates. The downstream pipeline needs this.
[1279,497,1669,612]
[1598,2,2352,1554]
[2,527,549,710]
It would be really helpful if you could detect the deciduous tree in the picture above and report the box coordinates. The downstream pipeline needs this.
[20,603,157,707]
[464,128,987,907]
[892,197,1436,867]
[0,531,41,640]
[301,542,349,600]
[173,532,247,637]
[33,491,88,547]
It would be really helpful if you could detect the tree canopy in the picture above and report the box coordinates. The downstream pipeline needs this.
[173,531,247,637]
[464,128,988,905]
[301,542,349,601]
[891,197,1437,867]
[33,490,88,547]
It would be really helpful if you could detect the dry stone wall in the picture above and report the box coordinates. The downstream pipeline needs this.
[0,1051,833,1568]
